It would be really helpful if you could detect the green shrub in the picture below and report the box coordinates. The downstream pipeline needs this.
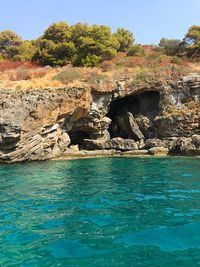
[172,56,182,65]
[147,50,164,60]
[131,71,149,86]
[81,55,102,67]
[53,68,84,82]
[127,45,145,56]
[136,71,148,81]
[159,38,181,56]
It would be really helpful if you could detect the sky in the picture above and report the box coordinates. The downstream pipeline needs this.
[1,0,200,44]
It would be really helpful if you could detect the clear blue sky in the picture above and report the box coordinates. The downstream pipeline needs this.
[1,0,200,44]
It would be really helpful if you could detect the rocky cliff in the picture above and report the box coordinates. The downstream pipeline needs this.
[0,74,200,163]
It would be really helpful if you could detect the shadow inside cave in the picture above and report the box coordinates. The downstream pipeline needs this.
[107,91,160,139]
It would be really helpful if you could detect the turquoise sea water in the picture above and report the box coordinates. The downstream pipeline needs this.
[0,157,200,267]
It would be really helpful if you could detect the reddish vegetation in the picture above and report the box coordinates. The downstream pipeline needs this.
[0,47,199,90]
[0,61,39,72]
[141,45,155,53]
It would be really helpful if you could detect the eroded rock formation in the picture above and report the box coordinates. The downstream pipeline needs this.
[0,73,200,162]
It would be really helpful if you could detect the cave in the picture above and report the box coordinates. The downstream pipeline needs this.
[68,91,160,149]
[68,130,91,146]
[107,91,160,140]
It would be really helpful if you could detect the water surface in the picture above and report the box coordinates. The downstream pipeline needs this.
[0,157,200,266]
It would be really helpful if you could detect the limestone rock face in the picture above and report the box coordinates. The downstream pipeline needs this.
[135,115,151,133]
[0,123,21,150]
[171,135,200,156]
[155,74,200,138]
[192,134,200,147]
[0,86,91,162]
[82,137,138,151]
[107,137,138,151]
[126,112,145,141]
[68,92,112,143]
[145,138,164,149]
[145,137,177,150]
[0,73,200,162]
[81,139,106,150]
[149,147,169,156]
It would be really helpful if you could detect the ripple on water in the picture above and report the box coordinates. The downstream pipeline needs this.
[40,239,108,259]
[116,222,200,252]
[0,157,200,266]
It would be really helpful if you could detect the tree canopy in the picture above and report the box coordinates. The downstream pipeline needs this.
[159,26,200,58]
[114,28,134,52]
[185,25,200,45]
[184,25,200,57]
[33,22,127,67]
[1,23,200,67]
[159,38,181,56]
[0,30,23,59]
[13,40,37,61]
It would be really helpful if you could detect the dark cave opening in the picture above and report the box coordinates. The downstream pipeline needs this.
[68,130,91,146]
[68,91,160,148]
[107,91,160,139]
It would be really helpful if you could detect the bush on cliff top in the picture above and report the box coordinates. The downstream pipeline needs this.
[52,68,85,82]
[0,23,200,72]
[0,22,134,67]
[127,45,145,56]
[184,25,200,57]
[33,22,133,67]
[0,30,23,59]
[159,38,181,56]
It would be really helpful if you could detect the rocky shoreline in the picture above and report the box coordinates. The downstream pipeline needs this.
[52,147,200,163]
[0,73,200,163]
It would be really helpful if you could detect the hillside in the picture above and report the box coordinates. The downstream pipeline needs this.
[0,48,200,91]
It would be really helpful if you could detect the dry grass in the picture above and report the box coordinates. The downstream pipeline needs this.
[188,62,200,73]
[0,50,200,90]
[0,67,63,89]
